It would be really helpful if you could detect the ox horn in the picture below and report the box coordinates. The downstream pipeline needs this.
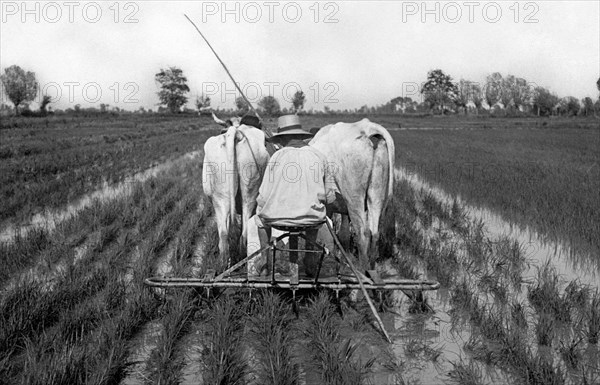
[212,112,229,127]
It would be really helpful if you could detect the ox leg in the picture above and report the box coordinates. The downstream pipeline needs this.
[240,196,258,260]
[213,201,230,268]
[366,202,383,269]
[338,214,351,250]
[347,208,370,271]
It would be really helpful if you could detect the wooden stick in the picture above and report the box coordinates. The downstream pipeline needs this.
[184,14,263,125]
[326,221,392,343]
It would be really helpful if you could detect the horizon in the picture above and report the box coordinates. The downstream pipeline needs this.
[1,1,598,112]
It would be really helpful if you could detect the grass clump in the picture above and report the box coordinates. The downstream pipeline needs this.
[248,291,298,385]
[303,292,374,385]
[448,358,484,385]
[528,263,570,323]
[585,290,600,344]
[201,296,249,385]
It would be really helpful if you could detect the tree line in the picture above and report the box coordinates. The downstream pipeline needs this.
[413,69,599,117]
[1,64,598,117]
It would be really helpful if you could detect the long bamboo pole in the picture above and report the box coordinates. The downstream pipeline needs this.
[184,14,262,122]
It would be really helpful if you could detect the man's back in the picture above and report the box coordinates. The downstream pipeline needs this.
[257,145,332,227]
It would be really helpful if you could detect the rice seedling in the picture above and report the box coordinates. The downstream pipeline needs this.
[303,292,375,385]
[465,220,491,266]
[4,171,199,383]
[522,355,566,385]
[201,295,249,385]
[403,339,442,363]
[586,290,600,344]
[528,262,571,323]
[450,279,474,311]
[510,301,528,331]
[447,358,484,385]
[0,114,210,225]
[424,243,459,287]
[563,280,590,314]
[422,190,450,224]
[558,337,583,370]
[392,127,600,256]
[535,312,555,347]
[479,306,508,342]
[463,335,499,366]
[450,199,469,235]
[492,237,528,291]
[247,291,298,385]
[0,226,50,285]
[144,291,195,385]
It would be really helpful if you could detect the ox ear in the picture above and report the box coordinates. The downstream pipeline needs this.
[212,112,228,127]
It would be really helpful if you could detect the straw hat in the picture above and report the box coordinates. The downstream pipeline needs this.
[270,115,313,138]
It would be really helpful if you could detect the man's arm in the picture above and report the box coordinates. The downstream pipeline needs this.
[257,157,278,212]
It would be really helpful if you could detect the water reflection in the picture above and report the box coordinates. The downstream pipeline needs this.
[395,168,599,290]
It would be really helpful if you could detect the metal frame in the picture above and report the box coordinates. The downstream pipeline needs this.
[144,223,440,343]
[144,228,440,292]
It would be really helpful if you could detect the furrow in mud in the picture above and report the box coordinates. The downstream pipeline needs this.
[0,150,202,243]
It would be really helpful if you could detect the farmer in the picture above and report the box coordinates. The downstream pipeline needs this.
[247,115,336,278]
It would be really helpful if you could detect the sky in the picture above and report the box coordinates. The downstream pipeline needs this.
[1,0,598,111]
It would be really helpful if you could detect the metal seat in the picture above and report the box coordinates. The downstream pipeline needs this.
[270,222,326,233]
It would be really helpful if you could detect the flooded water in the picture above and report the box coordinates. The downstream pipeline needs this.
[395,168,599,289]
[121,321,164,385]
[0,150,202,243]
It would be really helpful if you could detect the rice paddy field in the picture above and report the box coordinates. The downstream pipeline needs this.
[0,113,598,384]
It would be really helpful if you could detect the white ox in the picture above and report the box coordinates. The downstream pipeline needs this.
[309,118,395,268]
[202,115,270,265]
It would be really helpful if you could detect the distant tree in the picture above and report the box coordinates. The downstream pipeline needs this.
[195,93,211,111]
[454,79,473,114]
[155,67,190,113]
[39,95,51,114]
[510,77,531,111]
[390,96,417,113]
[532,87,559,116]
[235,96,249,114]
[581,97,594,116]
[258,95,280,116]
[560,97,580,116]
[500,75,515,109]
[597,77,600,93]
[74,104,81,113]
[291,90,305,113]
[0,103,13,115]
[484,72,503,110]
[421,69,457,113]
[471,83,483,112]
[0,65,38,115]
[100,103,108,113]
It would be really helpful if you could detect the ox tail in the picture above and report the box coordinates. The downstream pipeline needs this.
[225,126,238,229]
[368,124,395,198]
